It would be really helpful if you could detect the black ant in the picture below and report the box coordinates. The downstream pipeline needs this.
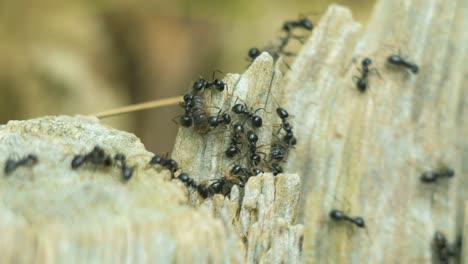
[420,168,455,183]
[230,164,252,184]
[329,209,366,228]
[225,123,244,158]
[4,154,38,174]
[71,146,112,170]
[246,130,263,167]
[248,47,261,61]
[192,70,227,93]
[282,17,313,33]
[433,231,459,263]
[178,172,210,198]
[352,58,379,93]
[387,54,419,74]
[232,98,264,128]
[149,154,179,174]
[276,107,297,145]
[114,154,135,181]
[177,93,194,127]
[208,108,231,128]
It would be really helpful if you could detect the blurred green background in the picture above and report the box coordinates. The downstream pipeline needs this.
[0,0,374,153]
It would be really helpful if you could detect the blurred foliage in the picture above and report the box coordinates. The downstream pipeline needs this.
[0,0,374,152]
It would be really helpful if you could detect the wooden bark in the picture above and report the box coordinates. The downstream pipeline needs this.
[0,0,466,263]
[280,1,467,263]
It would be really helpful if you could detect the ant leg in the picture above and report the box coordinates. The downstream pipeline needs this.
[281,51,297,57]
[369,67,382,80]
[171,115,183,125]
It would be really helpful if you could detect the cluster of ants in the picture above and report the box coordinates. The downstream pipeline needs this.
[0,14,462,261]
[172,63,298,198]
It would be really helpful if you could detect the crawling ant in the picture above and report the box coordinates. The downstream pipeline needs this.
[282,16,314,33]
[433,231,458,263]
[177,93,194,127]
[149,154,179,174]
[71,146,112,170]
[225,123,244,158]
[246,130,263,167]
[352,58,379,93]
[387,54,419,74]
[178,172,210,198]
[208,108,231,128]
[420,168,455,183]
[192,71,227,93]
[4,154,38,175]
[248,47,261,61]
[232,99,264,128]
[114,154,135,181]
[276,107,297,145]
[329,209,366,228]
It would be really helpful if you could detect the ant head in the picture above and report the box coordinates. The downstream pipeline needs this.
[420,171,438,183]
[362,58,372,67]
[222,113,231,125]
[232,123,244,134]
[230,165,241,175]
[183,93,193,102]
[197,185,209,198]
[353,217,366,228]
[299,18,313,30]
[357,79,367,92]
[232,103,245,114]
[213,79,225,91]
[178,172,190,183]
[208,116,219,127]
[150,155,164,165]
[433,231,447,248]
[282,22,294,32]
[248,48,261,60]
[122,165,134,181]
[329,209,345,220]
[247,131,258,144]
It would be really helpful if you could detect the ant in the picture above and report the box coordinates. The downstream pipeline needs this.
[433,231,459,263]
[230,164,252,184]
[114,154,135,181]
[246,130,263,167]
[248,47,261,61]
[225,123,244,158]
[4,154,38,174]
[387,55,419,74]
[232,98,264,128]
[71,146,112,169]
[420,168,455,183]
[282,17,313,33]
[329,209,366,228]
[149,154,179,174]
[178,93,194,127]
[178,172,210,198]
[192,70,227,93]
[208,108,231,128]
[352,57,379,93]
[276,107,297,145]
